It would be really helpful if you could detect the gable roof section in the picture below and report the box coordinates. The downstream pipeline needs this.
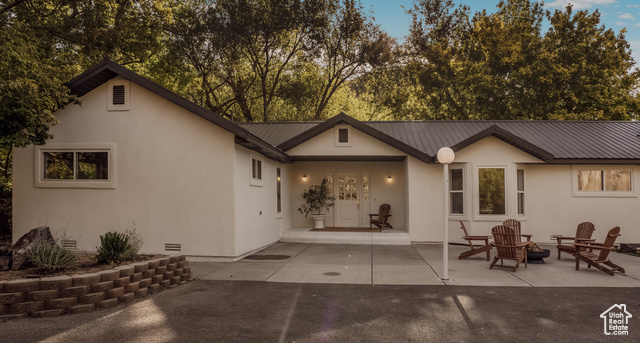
[275,113,433,162]
[450,125,554,162]
[65,59,290,163]
[242,120,640,164]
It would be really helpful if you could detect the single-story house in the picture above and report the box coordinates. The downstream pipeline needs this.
[12,60,640,260]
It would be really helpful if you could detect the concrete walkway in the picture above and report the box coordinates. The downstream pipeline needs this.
[192,243,640,287]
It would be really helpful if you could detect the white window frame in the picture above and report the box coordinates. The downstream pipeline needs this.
[107,79,130,111]
[334,125,352,147]
[275,166,282,217]
[35,143,117,189]
[473,164,508,221]
[250,156,263,187]
[517,169,525,216]
[571,165,636,198]
[449,166,465,216]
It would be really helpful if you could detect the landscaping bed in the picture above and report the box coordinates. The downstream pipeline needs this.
[0,252,163,281]
[1,254,191,321]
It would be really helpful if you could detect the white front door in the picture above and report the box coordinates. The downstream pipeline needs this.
[336,173,360,227]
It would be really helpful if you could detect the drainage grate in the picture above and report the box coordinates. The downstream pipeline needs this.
[165,243,182,252]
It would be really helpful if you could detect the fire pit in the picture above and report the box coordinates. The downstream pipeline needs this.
[527,249,551,264]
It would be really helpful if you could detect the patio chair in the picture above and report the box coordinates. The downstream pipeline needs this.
[369,203,392,231]
[458,221,491,261]
[556,222,595,260]
[502,219,532,243]
[490,225,530,272]
[574,226,625,276]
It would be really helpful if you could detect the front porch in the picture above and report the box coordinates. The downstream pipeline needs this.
[280,227,410,245]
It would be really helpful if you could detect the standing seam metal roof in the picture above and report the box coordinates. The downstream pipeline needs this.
[239,120,640,162]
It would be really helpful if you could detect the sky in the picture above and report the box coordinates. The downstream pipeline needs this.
[359,0,640,66]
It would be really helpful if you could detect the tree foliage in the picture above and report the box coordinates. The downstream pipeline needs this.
[376,0,640,121]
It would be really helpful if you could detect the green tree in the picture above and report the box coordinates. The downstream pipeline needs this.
[400,0,639,121]
[543,6,640,120]
[309,0,393,120]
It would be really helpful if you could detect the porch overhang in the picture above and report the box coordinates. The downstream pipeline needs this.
[290,155,406,162]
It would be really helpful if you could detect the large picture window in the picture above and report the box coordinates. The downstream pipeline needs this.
[478,168,505,215]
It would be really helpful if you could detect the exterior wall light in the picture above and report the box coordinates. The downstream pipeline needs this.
[387,176,392,182]
[302,175,307,182]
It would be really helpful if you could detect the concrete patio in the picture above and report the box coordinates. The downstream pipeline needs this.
[191,243,640,287]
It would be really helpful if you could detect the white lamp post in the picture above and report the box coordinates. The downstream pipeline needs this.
[437,147,455,281]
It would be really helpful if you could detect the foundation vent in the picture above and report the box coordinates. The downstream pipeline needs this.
[112,85,126,105]
[61,239,77,250]
[165,243,182,252]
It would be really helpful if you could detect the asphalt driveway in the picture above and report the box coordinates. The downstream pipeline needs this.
[1,280,638,342]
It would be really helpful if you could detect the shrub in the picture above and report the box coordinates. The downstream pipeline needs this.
[28,239,77,271]
[122,223,143,260]
[95,231,131,265]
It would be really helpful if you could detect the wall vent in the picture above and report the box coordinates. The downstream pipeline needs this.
[112,85,126,105]
[61,239,77,250]
[165,243,182,251]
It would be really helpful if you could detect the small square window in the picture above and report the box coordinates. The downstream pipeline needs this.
[338,129,349,143]
[334,126,352,146]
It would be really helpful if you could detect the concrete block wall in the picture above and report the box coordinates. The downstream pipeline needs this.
[0,255,191,320]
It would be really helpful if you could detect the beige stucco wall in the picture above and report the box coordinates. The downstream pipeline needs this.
[524,164,640,244]
[233,146,292,255]
[287,125,406,157]
[291,161,406,229]
[13,80,238,257]
[408,136,640,244]
[405,157,443,242]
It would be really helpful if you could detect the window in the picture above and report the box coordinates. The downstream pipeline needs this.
[478,168,505,215]
[578,170,631,192]
[338,129,349,143]
[338,175,357,200]
[450,168,463,214]
[276,167,282,213]
[517,169,524,215]
[251,158,262,180]
[44,151,109,180]
[36,144,116,189]
[361,175,369,201]
[334,125,352,146]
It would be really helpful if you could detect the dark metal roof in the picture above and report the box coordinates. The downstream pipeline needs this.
[240,119,640,163]
[67,60,640,165]
[65,59,291,164]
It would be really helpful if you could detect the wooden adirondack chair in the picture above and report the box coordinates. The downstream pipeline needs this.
[458,221,491,261]
[369,203,392,231]
[556,222,595,259]
[574,227,625,276]
[502,219,532,243]
[490,226,530,272]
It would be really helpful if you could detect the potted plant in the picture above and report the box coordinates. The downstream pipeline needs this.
[298,178,336,229]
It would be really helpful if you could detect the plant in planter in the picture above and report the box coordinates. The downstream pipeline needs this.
[298,178,336,229]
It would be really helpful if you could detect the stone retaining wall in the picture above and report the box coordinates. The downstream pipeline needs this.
[0,255,191,320]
